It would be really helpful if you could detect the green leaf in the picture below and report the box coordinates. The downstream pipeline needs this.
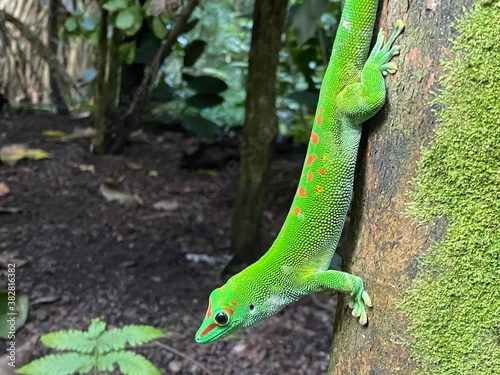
[17,353,94,375]
[85,318,107,339]
[63,17,79,33]
[119,41,136,64]
[182,115,218,139]
[183,39,207,67]
[291,0,330,46]
[103,0,129,12]
[179,18,199,35]
[41,329,95,353]
[186,93,223,108]
[288,90,319,107]
[150,81,174,102]
[97,325,164,353]
[135,33,161,64]
[182,73,195,82]
[151,16,167,39]
[187,75,228,94]
[0,290,28,339]
[99,350,160,375]
[115,8,136,30]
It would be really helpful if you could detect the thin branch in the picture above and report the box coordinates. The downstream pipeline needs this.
[125,0,199,117]
[153,341,216,375]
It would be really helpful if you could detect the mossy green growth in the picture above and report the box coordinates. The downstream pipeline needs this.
[401,0,500,374]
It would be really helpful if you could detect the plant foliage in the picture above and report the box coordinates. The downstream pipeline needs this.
[17,318,164,375]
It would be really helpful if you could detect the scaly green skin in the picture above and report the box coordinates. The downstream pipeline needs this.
[196,0,404,344]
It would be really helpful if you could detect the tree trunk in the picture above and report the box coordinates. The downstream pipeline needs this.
[92,0,199,154]
[48,0,69,114]
[327,0,477,373]
[229,0,289,266]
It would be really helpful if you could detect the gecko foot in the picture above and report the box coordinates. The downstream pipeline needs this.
[368,19,405,76]
[347,277,373,325]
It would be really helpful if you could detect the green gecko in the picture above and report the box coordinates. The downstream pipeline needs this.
[196,0,404,344]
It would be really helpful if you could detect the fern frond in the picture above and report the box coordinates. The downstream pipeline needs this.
[98,350,161,375]
[97,325,165,353]
[16,353,94,375]
[84,318,106,340]
[41,330,95,353]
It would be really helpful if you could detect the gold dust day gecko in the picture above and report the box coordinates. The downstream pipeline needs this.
[196,0,404,343]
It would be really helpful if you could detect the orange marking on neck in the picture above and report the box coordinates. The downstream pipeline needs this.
[206,298,213,318]
[200,323,218,338]
[220,285,226,291]
[315,186,323,193]
[316,115,322,125]
[297,186,307,197]
[307,171,313,182]
[318,168,325,176]
[217,298,223,304]
[311,132,319,145]
[306,154,317,166]
[221,306,234,316]
[293,207,301,216]
[230,300,238,307]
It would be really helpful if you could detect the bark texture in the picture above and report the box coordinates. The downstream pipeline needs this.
[326,0,474,373]
[230,0,288,265]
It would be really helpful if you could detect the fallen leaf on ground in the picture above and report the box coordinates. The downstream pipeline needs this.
[0,335,39,374]
[60,127,95,141]
[42,130,66,139]
[0,182,9,197]
[99,183,143,206]
[71,163,95,174]
[126,161,142,170]
[153,200,179,211]
[148,170,158,177]
[0,144,51,164]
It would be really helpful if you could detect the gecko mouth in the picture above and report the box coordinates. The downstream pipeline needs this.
[195,319,241,343]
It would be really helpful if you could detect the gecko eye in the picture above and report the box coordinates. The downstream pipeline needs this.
[214,312,229,326]
[249,304,254,311]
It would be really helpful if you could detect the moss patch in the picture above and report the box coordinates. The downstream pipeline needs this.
[401,0,500,374]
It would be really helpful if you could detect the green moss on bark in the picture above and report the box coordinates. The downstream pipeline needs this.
[401,1,500,374]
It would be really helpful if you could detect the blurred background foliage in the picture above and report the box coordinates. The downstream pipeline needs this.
[0,0,341,143]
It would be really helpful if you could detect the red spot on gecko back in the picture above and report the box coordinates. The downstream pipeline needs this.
[321,155,326,161]
[293,207,301,216]
[306,154,317,166]
[220,285,225,291]
[307,172,313,182]
[315,186,324,193]
[200,323,218,338]
[230,300,238,307]
[316,115,323,125]
[297,186,307,197]
[319,106,323,114]
[311,132,319,145]
[318,168,325,176]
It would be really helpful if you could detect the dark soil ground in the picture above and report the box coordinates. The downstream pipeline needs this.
[0,115,339,375]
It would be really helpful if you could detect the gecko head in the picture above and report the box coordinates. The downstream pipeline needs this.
[195,277,267,344]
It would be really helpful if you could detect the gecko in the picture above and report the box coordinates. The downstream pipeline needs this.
[195,0,404,343]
